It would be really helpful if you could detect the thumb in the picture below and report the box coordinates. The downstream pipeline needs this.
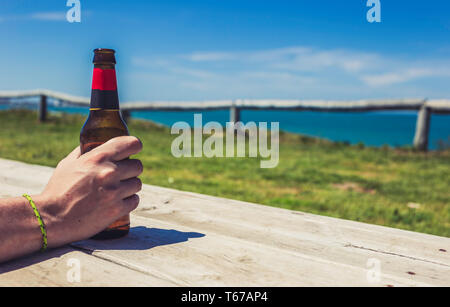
[65,146,82,161]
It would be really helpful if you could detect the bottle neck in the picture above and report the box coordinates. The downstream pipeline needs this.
[90,64,120,110]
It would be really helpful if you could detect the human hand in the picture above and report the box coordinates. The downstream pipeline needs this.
[34,136,143,247]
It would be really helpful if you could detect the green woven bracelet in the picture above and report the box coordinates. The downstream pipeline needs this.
[23,194,48,252]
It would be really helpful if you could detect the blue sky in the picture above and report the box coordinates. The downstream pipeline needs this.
[1,0,449,101]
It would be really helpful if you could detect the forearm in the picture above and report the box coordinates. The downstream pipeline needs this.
[0,138,143,263]
[0,195,48,263]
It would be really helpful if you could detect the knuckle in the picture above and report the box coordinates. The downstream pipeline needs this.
[96,171,109,184]
[109,162,119,173]
[96,185,107,200]
[96,167,116,183]
[107,204,121,219]
[92,173,103,186]
[102,186,119,202]
[90,151,109,164]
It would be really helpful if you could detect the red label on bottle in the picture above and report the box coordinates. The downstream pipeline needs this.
[92,68,117,91]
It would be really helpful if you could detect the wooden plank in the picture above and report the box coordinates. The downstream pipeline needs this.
[0,246,176,286]
[100,98,432,112]
[38,95,47,122]
[235,98,427,111]
[426,99,450,113]
[2,89,450,113]
[0,89,90,106]
[229,105,240,123]
[413,105,431,151]
[0,158,449,286]
[72,215,449,286]
[134,185,450,268]
[124,100,233,111]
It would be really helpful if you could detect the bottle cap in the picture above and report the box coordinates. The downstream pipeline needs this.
[93,48,116,64]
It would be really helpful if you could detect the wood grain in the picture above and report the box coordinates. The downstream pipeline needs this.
[0,158,448,286]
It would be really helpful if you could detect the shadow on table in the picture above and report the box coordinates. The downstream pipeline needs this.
[0,226,205,274]
[0,246,75,275]
[71,226,206,251]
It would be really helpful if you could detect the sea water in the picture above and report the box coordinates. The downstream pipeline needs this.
[1,104,449,150]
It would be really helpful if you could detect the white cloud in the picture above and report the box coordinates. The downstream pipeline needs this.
[0,10,93,22]
[361,68,450,87]
[182,47,379,73]
[0,12,67,22]
[30,12,66,21]
[183,52,236,62]
[168,66,218,79]
[130,46,450,99]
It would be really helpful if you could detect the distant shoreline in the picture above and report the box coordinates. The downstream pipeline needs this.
[1,104,449,150]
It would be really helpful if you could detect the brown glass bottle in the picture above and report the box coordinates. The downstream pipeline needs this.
[80,48,130,240]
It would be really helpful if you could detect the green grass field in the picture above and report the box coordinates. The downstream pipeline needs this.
[1,109,449,237]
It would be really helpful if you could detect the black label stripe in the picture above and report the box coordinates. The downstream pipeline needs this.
[90,89,120,109]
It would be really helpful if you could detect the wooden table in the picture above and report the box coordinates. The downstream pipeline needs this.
[0,158,448,286]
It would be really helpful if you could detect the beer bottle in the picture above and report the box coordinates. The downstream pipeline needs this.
[80,48,130,240]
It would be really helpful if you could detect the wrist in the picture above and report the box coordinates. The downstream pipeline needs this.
[30,193,64,249]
